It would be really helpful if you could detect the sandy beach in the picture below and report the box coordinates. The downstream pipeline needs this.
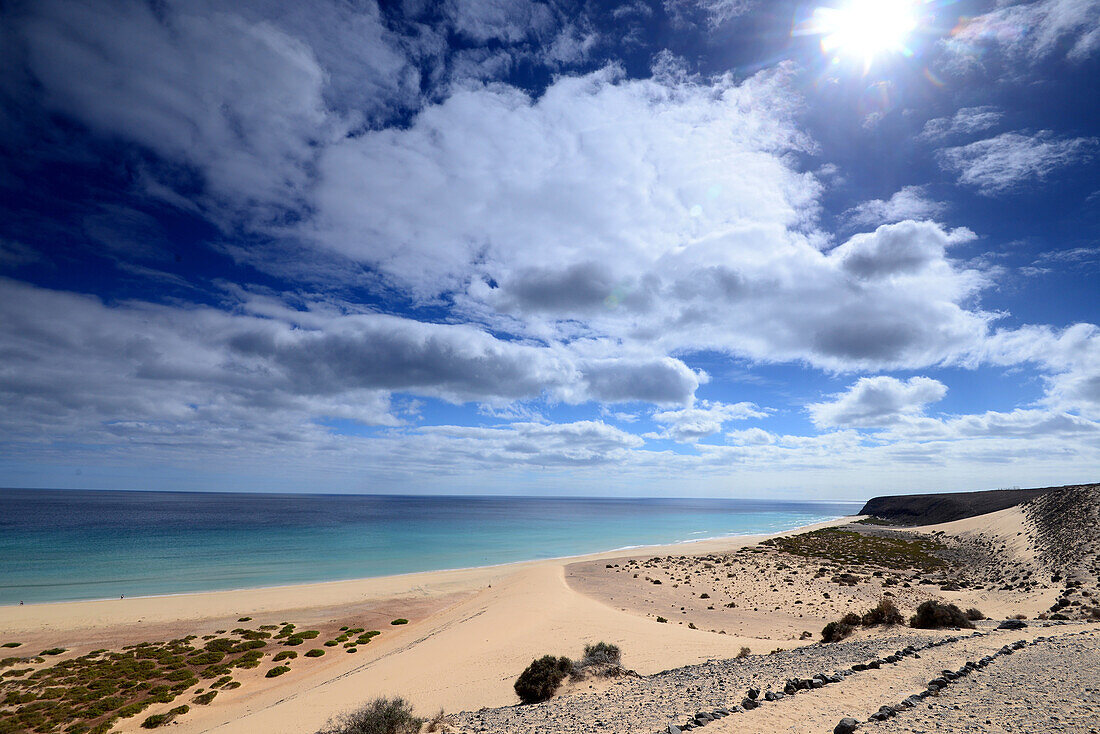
[3,484,1098,734]
[0,517,855,733]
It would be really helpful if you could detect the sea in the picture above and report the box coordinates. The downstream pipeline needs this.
[0,489,860,605]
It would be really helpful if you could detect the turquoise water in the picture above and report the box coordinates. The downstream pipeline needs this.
[0,489,859,605]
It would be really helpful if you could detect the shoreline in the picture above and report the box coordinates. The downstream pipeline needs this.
[0,515,858,637]
[0,513,858,614]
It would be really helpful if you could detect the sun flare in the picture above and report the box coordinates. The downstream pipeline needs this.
[810,0,921,67]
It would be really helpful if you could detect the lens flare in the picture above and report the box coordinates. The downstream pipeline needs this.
[806,0,922,70]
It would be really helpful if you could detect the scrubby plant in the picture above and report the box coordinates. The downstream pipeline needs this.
[40,648,67,656]
[265,666,290,678]
[193,691,217,705]
[580,642,620,667]
[316,696,424,734]
[861,598,904,626]
[841,612,861,626]
[305,649,325,658]
[390,619,408,626]
[141,705,189,728]
[237,617,252,622]
[513,655,573,704]
[273,651,297,662]
[1,642,21,648]
[656,617,668,623]
[736,647,751,659]
[821,621,854,643]
[909,600,974,629]
[965,607,986,621]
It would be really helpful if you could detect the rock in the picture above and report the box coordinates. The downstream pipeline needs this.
[747,688,760,700]
[741,698,756,710]
[668,726,682,734]
[834,717,860,734]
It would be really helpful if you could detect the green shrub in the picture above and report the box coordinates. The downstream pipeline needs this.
[40,648,67,656]
[861,598,904,626]
[284,637,304,646]
[513,655,572,704]
[821,621,853,643]
[316,696,424,734]
[736,646,751,658]
[141,705,189,728]
[1,642,21,648]
[580,642,620,667]
[305,649,325,658]
[193,691,217,705]
[273,651,297,662]
[265,666,290,678]
[390,619,408,626]
[656,617,668,623]
[188,651,225,666]
[909,600,974,629]
[965,607,985,621]
[841,612,861,626]
[237,617,252,622]
[324,640,339,647]
[298,630,321,639]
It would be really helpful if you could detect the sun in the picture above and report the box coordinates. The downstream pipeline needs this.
[808,0,921,67]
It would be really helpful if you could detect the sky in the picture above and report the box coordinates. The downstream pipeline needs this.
[0,0,1098,500]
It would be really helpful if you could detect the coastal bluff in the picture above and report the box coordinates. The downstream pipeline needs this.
[859,483,1097,525]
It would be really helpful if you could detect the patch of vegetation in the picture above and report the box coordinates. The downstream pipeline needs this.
[656,617,668,623]
[861,598,904,626]
[192,691,217,705]
[855,517,896,526]
[736,647,751,658]
[514,656,572,704]
[389,619,408,626]
[305,649,325,658]
[579,642,620,667]
[265,666,291,678]
[1,643,21,649]
[821,620,854,643]
[237,617,252,622]
[965,607,986,621]
[761,528,947,571]
[909,600,975,629]
[315,696,424,734]
[0,625,294,733]
[141,705,189,729]
[273,651,298,662]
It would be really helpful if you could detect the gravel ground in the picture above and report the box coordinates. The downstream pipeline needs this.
[866,629,1100,734]
[450,631,971,734]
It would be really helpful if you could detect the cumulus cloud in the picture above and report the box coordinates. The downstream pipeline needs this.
[649,400,767,442]
[0,279,709,455]
[807,376,948,428]
[841,186,947,228]
[15,0,349,213]
[919,107,1003,142]
[937,131,1097,194]
[305,64,996,372]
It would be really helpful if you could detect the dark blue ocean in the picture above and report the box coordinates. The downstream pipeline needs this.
[0,489,859,605]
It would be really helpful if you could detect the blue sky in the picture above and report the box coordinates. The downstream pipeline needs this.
[1,0,1098,499]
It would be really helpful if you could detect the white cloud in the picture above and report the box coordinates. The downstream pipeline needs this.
[937,131,1097,194]
[664,0,755,29]
[446,0,556,44]
[649,400,767,442]
[807,376,948,428]
[306,64,996,373]
[841,186,947,228]
[919,107,1003,142]
[944,0,1100,64]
